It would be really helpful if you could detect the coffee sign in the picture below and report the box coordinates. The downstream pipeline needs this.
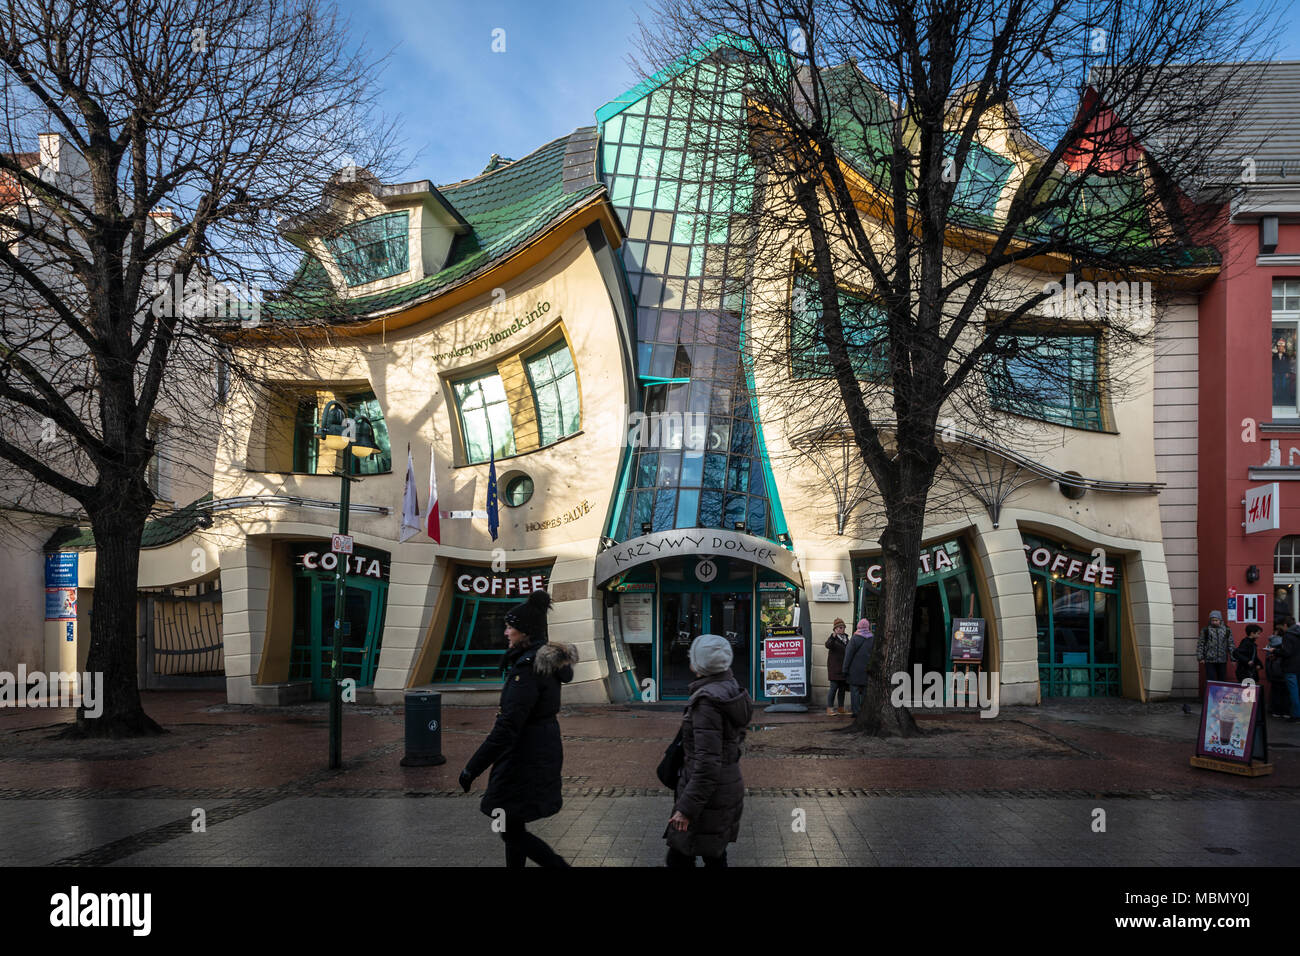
[1021,543,1115,586]
[455,571,548,598]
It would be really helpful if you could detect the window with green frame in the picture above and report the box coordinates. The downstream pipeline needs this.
[345,390,393,475]
[985,331,1104,430]
[945,133,1013,215]
[453,371,517,464]
[525,340,581,445]
[325,212,409,286]
[1024,534,1122,697]
[432,566,553,682]
[289,390,391,474]
[292,399,319,473]
[790,270,890,379]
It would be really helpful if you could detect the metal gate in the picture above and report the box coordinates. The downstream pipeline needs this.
[138,579,225,690]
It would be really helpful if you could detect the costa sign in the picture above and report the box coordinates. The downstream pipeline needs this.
[1021,543,1115,586]
[862,544,959,586]
[455,571,548,597]
[300,551,383,579]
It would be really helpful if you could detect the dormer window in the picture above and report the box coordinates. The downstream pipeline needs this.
[326,212,409,286]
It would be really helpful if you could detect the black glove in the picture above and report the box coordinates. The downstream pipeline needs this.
[458,770,473,793]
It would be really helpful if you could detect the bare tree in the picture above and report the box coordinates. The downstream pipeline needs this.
[636,0,1274,734]
[0,0,396,735]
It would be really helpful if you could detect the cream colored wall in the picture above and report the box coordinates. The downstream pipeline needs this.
[215,230,628,703]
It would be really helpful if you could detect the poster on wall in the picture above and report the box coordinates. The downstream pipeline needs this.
[1196,681,1262,765]
[45,588,77,621]
[809,571,850,602]
[620,593,654,644]
[763,629,806,699]
[949,618,986,662]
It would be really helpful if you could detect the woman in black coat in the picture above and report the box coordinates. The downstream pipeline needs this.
[459,590,578,867]
[665,633,754,868]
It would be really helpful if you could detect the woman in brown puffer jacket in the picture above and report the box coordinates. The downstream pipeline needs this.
[665,633,754,868]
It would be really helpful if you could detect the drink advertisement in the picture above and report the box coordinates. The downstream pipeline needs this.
[763,629,806,699]
[1196,681,1261,764]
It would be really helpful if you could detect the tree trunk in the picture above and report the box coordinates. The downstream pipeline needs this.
[58,485,164,737]
[850,494,930,738]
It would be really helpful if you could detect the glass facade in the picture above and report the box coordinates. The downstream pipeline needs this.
[599,55,786,543]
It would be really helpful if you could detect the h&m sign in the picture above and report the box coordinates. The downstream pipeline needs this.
[1244,483,1280,535]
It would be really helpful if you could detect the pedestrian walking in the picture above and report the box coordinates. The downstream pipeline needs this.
[841,618,874,718]
[459,589,578,867]
[665,634,753,868]
[1266,632,1290,718]
[825,618,850,716]
[1280,622,1300,722]
[1233,624,1263,684]
[1196,610,1233,684]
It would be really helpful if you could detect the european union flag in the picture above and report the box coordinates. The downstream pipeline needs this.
[486,447,499,541]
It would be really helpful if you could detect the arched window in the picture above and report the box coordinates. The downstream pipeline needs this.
[1275,535,1300,575]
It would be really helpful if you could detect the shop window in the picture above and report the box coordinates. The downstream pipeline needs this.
[433,566,552,683]
[453,371,517,464]
[1271,279,1300,417]
[1274,535,1300,624]
[945,133,1012,215]
[325,212,409,286]
[790,270,890,380]
[985,330,1104,431]
[1023,534,1121,697]
[525,340,581,446]
[292,398,319,474]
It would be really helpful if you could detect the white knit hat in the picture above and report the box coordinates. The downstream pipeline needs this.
[689,634,733,676]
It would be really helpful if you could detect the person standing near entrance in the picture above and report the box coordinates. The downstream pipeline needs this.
[1232,625,1263,684]
[665,634,753,868]
[1279,620,1300,722]
[842,619,874,718]
[1196,610,1233,685]
[1266,629,1290,718]
[460,589,579,867]
[825,618,850,716]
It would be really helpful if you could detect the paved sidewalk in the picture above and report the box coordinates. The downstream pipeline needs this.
[2,692,1297,866]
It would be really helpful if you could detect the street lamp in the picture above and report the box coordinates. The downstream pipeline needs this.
[316,399,378,770]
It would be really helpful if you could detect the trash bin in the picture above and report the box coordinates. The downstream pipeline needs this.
[400,689,447,767]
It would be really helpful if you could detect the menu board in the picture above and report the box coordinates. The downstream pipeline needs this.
[763,629,806,699]
[949,618,986,663]
[1196,681,1262,764]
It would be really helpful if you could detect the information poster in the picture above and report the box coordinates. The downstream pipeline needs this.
[45,588,77,621]
[620,593,653,644]
[763,628,806,699]
[949,618,986,663]
[1196,681,1261,764]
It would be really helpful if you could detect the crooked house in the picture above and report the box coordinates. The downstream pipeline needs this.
[34,46,1221,707]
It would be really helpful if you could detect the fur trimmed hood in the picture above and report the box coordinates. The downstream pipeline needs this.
[534,641,578,679]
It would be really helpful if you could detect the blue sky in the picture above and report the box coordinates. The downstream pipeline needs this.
[337,0,1300,188]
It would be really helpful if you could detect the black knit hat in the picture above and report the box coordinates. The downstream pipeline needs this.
[505,590,553,643]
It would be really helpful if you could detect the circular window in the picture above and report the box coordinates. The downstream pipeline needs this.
[503,473,534,507]
[1058,471,1086,500]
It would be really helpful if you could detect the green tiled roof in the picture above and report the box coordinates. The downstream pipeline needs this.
[46,493,213,551]
[266,132,605,324]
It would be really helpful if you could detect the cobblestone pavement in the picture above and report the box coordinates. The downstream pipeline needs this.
[2,693,1297,866]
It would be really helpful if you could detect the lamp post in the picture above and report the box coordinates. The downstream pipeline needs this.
[316,399,378,769]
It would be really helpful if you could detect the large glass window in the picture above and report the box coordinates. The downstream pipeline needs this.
[345,390,392,476]
[986,330,1104,430]
[790,270,890,379]
[325,212,409,286]
[1025,534,1122,697]
[432,566,552,683]
[526,340,581,445]
[1271,279,1300,416]
[292,399,319,473]
[453,372,517,463]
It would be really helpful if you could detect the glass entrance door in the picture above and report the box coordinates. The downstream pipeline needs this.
[291,574,388,700]
[658,578,755,699]
[710,592,752,696]
[660,591,704,698]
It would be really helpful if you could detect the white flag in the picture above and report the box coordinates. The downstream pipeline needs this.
[399,445,420,543]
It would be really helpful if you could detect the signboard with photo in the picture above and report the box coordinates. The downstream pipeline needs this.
[949,618,986,663]
[620,593,654,644]
[1196,681,1262,765]
[763,629,806,699]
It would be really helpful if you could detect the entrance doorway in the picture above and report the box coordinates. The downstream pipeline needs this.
[291,546,389,700]
[660,584,753,698]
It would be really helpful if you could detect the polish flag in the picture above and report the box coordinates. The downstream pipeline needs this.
[427,444,441,543]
